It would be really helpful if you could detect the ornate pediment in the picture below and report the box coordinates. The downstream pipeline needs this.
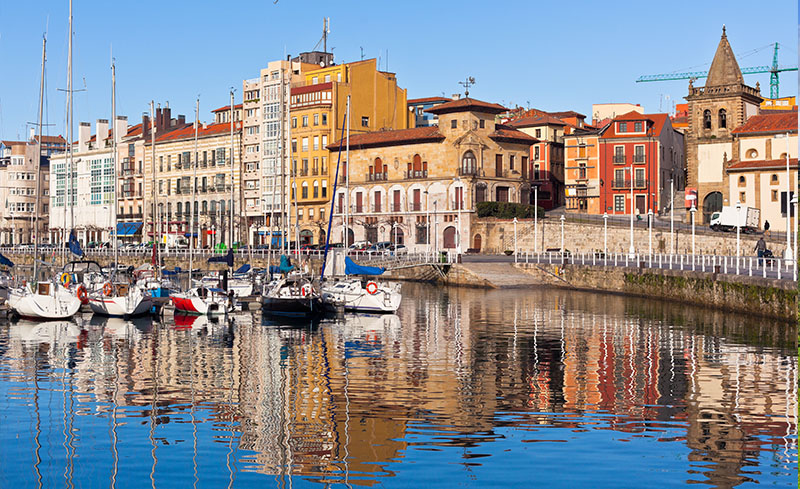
[453,130,487,149]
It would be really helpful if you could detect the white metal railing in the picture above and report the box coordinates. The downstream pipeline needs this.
[515,250,797,281]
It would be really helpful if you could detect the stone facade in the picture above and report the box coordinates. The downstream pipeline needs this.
[685,27,763,224]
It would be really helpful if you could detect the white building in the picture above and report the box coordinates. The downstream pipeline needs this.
[49,118,126,245]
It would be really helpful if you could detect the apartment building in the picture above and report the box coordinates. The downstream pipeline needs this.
[563,128,604,213]
[507,114,566,209]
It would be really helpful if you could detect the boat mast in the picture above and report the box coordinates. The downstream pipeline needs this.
[111,57,118,272]
[33,35,46,282]
[284,68,292,254]
[344,95,350,248]
[150,100,159,277]
[229,90,235,251]
[65,0,73,264]
[190,97,198,283]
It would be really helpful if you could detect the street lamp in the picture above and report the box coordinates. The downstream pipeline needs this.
[392,220,398,246]
[670,176,674,254]
[735,201,741,258]
[603,212,608,257]
[778,132,793,262]
[513,217,518,263]
[647,208,653,255]
[453,177,462,255]
[560,214,565,253]
[533,184,538,253]
[690,204,697,256]
[628,164,635,257]
[791,195,798,280]
[424,189,430,255]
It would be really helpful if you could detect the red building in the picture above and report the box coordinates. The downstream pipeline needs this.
[597,111,684,216]
[507,114,566,209]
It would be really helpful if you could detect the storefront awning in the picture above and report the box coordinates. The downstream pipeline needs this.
[116,222,143,236]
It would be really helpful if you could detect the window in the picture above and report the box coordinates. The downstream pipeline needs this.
[313,136,319,150]
[313,180,319,198]
[578,143,586,158]
[302,115,308,127]
[302,138,308,151]
[292,117,297,128]
[634,121,643,132]
[451,120,457,129]
[313,114,319,125]
[301,182,308,199]
[479,120,485,129]
[362,116,369,127]
[718,109,727,128]
[634,145,645,163]
[771,174,779,185]
[703,110,711,129]
[324,74,331,83]
[738,176,746,187]
[292,139,297,153]
[510,155,515,170]
[535,128,541,138]
[534,146,540,160]
[614,194,625,212]
[614,146,624,164]
[322,180,328,198]
[614,169,625,186]
[461,151,477,175]
[739,191,746,203]
[312,76,318,84]
[746,148,758,159]
[321,135,327,148]
[322,113,328,125]
[634,168,645,187]
[159,156,163,172]
[579,163,587,179]
[772,189,779,202]
[619,122,627,133]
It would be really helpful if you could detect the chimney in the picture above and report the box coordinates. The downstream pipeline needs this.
[29,127,35,141]
[452,93,461,100]
[142,112,150,139]
[163,106,172,128]
[177,114,186,125]
[96,119,109,147]
[114,116,127,144]
[78,122,91,152]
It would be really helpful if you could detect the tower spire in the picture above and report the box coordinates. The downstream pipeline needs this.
[705,26,743,87]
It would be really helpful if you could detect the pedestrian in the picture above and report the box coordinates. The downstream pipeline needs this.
[764,220,770,237]
[755,236,766,264]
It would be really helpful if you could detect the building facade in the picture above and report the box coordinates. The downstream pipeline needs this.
[563,128,603,213]
[507,115,566,209]
[725,110,797,232]
[0,139,53,244]
[685,27,763,223]
[407,97,450,127]
[327,97,535,253]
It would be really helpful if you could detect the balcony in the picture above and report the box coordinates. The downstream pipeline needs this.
[404,169,427,179]
[530,170,553,182]
[633,154,646,163]
[391,203,402,212]
[312,168,319,176]
[613,155,626,164]
[366,172,387,182]
[459,167,481,177]
[612,179,648,189]
[117,213,143,220]
[409,202,422,211]
[300,168,309,176]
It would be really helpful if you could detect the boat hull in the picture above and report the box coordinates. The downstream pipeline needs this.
[261,296,323,318]
[8,287,82,320]
[88,295,153,317]
[171,292,229,315]
[321,280,401,313]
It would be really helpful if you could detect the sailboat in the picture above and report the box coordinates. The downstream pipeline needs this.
[317,95,402,313]
[7,34,82,320]
[261,254,323,318]
[88,57,152,317]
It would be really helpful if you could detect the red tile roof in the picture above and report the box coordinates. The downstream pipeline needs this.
[489,125,538,144]
[407,96,450,105]
[548,110,586,120]
[507,115,567,128]
[328,126,444,151]
[426,97,507,115]
[211,103,243,113]
[726,158,798,171]
[33,135,66,144]
[601,112,670,139]
[731,110,798,135]
[291,82,333,96]
[124,123,143,138]
[152,121,241,143]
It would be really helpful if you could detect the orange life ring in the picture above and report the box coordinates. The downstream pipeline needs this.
[103,282,114,297]
[366,281,378,295]
[76,285,88,303]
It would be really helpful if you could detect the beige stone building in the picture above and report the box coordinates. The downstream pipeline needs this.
[327,97,536,252]
[143,106,242,248]
[685,27,763,224]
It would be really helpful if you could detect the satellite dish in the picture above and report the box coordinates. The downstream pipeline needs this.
[319,61,325,67]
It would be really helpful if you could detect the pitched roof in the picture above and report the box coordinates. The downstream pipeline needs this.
[425,97,507,115]
[706,26,744,87]
[731,110,798,135]
[548,110,586,120]
[124,123,143,138]
[407,96,450,105]
[328,126,444,151]
[489,124,538,144]
[211,103,243,113]
[507,115,567,128]
[152,121,240,143]
[727,157,798,171]
[33,135,66,144]
[601,112,670,139]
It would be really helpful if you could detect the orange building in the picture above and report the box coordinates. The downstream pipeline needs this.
[563,127,604,213]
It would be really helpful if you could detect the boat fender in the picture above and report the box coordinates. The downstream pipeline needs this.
[60,272,71,286]
[366,281,378,295]
[77,284,88,303]
[301,284,313,297]
[103,282,114,297]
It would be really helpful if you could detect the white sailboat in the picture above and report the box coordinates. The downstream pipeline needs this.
[171,286,233,315]
[320,250,401,313]
[8,33,82,320]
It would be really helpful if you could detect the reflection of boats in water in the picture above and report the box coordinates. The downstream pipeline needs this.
[8,319,83,346]
[337,313,401,345]
[88,315,151,340]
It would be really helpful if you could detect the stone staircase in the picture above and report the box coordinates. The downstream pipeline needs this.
[459,262,542,288]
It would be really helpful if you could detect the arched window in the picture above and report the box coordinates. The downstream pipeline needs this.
[202,200,208,213]
[771,174,779,185]
[313,180,319,198]
[738,176,746,187]
[703,110,712,129]
[210,200,217,213]
[746,149,758,159]
[412,154,422,172]
[718,109,727,129]
[177,202,183,215]
[301,181,308,199]
[461,150,477,175]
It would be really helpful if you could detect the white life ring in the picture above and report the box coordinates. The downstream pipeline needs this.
[365,281,378,295]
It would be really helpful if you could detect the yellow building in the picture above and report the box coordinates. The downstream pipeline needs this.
[290,58,408,245]
[760,96,796,111]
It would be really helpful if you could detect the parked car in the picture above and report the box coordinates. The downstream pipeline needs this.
[384,244,407,256]
[367,241,392,254]
[348,241,371,253]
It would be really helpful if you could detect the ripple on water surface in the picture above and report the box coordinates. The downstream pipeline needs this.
[0,284,795,488]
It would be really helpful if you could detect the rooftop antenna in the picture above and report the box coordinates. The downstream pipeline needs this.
[360,47,364,61]
[459,76,475,97]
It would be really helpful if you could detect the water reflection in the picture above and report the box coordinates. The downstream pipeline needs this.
[0,284,795,488]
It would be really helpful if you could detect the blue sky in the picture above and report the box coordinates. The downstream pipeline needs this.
[0,0,797,140]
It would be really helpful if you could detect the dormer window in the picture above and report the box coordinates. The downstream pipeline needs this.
[634,121,643,132]
[619,122,627,133]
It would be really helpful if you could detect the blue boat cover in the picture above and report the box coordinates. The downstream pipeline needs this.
[68,231,83,257]
[234,264,251,274]
[0,253,14,267]
[269,265,281,274]
[208,249,234,266]
[116,222,143,236]
[279,255,294,273]
[344,257,384,276]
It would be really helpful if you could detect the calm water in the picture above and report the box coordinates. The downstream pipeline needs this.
[0,284,796,488]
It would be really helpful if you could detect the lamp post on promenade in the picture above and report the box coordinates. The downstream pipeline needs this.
[534,184,538,253]
[513,217,518,263]
[560,214,565,254]
[603,212,608,258]
[629,164,635,257]
[647,208,653,256]
[690,204,697,256]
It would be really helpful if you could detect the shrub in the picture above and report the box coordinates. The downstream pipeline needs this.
[476,201,543,219]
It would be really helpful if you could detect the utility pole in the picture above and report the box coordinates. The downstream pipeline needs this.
[229,89,235,249]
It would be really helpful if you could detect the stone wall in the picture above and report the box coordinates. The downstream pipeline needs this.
[471,217,787,256]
